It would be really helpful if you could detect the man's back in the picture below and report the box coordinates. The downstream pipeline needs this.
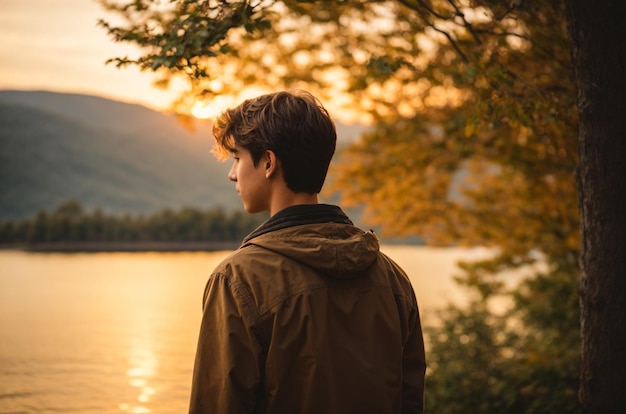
[190,205,426,413]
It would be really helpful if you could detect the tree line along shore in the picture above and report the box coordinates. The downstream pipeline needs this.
[0,200,266,252]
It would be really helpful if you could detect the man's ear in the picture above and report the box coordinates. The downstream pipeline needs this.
[264,150,279,178]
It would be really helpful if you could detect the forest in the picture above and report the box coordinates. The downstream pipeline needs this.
[0,200,266,247]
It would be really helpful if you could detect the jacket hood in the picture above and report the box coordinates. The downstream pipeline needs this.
[242,223,380,279]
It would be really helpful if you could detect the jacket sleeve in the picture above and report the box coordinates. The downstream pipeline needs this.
[403,298,427,414]
[189,271,263,414]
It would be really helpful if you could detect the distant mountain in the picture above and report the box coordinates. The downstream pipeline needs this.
[0,91,234,218]
[0,90,368,219]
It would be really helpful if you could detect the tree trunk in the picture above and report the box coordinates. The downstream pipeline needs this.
[564,0,626,412]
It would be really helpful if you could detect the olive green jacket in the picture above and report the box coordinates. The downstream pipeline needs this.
[189,220,426,413]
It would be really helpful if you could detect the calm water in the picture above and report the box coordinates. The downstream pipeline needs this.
[0,246,492,414]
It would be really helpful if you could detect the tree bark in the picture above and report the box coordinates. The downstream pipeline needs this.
[564,0,626,412]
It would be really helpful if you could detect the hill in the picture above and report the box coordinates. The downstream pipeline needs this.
[0,91,236,218]
[0,90,368,219]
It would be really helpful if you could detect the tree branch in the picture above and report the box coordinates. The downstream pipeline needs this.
[396,0,470,62]
[446,0,482,44]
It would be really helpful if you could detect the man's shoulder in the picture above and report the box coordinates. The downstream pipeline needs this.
[371,252,417,300]
[221,243,275,261]
[211,244,283,279]
[209,243,319,318]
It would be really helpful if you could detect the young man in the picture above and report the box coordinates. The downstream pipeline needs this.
[189,90,426,413]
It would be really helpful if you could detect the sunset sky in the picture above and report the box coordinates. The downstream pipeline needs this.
[0,0,185,112]
[0,0,366,122]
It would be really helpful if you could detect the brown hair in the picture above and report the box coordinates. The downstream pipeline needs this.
[212,90,337,194]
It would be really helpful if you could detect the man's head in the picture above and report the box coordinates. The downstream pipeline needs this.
[212,90,337,195]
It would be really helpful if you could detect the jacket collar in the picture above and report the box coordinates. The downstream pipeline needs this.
[243,204,353,243]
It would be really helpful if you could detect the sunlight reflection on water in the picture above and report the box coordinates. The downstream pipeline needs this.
[121,338,157,413]
[0,246,503,413]
[0,251,225,414]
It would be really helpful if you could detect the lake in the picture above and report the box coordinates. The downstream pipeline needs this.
[0,246,494,413]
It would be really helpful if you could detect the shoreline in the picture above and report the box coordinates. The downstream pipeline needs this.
[0,241,241,253]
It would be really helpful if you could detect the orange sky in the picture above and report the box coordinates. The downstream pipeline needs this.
[0,0,367,122]
[0,0,185,112]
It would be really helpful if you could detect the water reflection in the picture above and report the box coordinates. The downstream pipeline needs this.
[0,250,225,413]
[120,337,157,413]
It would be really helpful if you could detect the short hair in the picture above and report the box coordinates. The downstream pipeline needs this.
[212,90,337,194]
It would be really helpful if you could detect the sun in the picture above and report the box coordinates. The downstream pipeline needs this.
[191,95,237,119]
[191,87,275,119]
[191,101,220,119]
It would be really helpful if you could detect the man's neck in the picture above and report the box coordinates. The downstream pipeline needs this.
[269,192,319,217]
